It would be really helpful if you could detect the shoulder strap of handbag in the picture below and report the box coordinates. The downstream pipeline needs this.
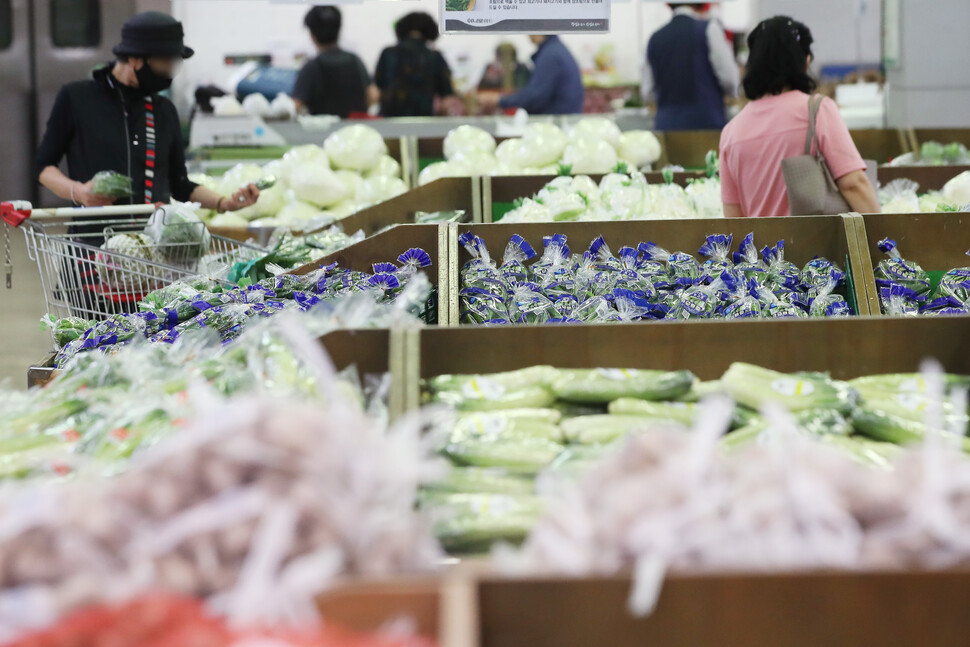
[803,94,825,157]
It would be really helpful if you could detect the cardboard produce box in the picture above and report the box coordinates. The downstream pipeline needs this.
[482,173,706,223]
[289,224,449,325]
[447,216,870,326]
[856,212,970,314]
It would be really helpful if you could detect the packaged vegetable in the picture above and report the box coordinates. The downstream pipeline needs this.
[722,362,853,413]
[90,170,133,198]
[550,369,695,403]
[874,238,931,294]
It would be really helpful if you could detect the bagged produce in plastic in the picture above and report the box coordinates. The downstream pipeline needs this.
[145,203,212,263]
[90,170,133,198]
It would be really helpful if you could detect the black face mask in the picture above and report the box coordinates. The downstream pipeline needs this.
[134,62,173,94]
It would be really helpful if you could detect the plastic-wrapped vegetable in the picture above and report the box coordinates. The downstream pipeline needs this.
[722,362,853,413]
[90,170,133,198]
[39,314,95,348]
[550,369,695,404]
[874,238,931,294]
[809,270,851,317]
[144,203,211,263]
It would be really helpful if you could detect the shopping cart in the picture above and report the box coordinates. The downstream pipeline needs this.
[2,202,268,321]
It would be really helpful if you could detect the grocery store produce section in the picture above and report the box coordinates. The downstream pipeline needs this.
[5,118,970,646]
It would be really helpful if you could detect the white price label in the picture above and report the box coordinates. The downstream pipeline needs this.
[462,377,506,400]
[596,368,640,381]
[770,378,815,397]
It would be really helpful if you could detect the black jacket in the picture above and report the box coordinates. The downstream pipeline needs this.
[35,65,198,205]
[292,49,369,118]
[375,39,453,118]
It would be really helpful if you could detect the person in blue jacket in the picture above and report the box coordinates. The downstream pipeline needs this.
[496,35,584,115]
[645,3,739,130]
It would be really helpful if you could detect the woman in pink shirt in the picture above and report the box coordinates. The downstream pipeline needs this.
[719,17,879,217]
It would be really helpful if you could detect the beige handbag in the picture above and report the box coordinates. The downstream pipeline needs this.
[783,94,874,216]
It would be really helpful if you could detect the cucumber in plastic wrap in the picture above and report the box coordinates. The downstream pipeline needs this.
[550,368,695,404]
[444,435,564,473]
[608,399,696,424]
[450,410,564,443]
[431,493,546,554]
[722,363,854,413]
[428,365,558,394]
[421,467,535,499]
[676,379,723,402]
[852,407,970,452]
[544,444,619,481]
[560,414,686,445]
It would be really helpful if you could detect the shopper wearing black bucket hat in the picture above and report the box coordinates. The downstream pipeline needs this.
[35,11,259,215]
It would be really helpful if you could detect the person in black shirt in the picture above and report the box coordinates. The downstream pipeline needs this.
[35,11,259,213]
[374,12,454,118]
[292,6,370,118]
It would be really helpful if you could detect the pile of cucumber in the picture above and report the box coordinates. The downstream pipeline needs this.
[421,363,970,554]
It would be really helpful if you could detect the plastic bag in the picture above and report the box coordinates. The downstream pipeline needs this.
[90,170,133,199]
[145,203,212,263]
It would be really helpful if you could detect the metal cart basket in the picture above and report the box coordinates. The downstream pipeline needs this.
[2,202,267,322]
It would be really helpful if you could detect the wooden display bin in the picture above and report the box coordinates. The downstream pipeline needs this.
[856,211,970,313]
[446,216,871,326]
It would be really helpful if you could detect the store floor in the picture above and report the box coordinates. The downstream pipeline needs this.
[0,229,53,389]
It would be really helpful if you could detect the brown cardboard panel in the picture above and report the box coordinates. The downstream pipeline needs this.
[290,224,442,276]
[27,353,57,389]
[315,577,440,639]
[476,570,970,647]
[385,137,403,164]
[851,128,910,163]
[659,130,721,168]
[319,329,390,375]
[913,128,970,149]
[877,165,970,191]
[454,217,866,313]
[417,317,970,382]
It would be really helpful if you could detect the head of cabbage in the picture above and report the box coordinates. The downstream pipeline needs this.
[289,163,350,208]
[324,124,387,172]
[444,125,496,160]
